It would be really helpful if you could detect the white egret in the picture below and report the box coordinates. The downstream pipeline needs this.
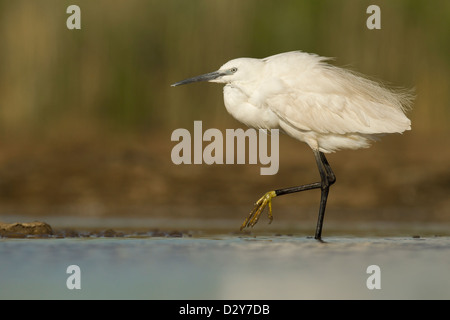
[172,51,413,240]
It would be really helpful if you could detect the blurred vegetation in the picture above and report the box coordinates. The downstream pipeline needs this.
[0,1,450,224]
[0,0,449,137]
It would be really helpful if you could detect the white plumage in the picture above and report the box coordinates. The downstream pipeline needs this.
[213,51,412,153]
[172,50,413,239]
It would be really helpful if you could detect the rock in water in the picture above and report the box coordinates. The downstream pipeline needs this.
[0,221,53,238]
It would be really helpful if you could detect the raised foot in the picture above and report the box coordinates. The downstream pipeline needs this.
[240,191,277,230]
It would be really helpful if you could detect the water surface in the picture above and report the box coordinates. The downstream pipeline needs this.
[1,233,449,300]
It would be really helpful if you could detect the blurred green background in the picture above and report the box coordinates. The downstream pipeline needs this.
[0,0,449,232]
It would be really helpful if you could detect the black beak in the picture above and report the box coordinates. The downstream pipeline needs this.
[171,70,225,87]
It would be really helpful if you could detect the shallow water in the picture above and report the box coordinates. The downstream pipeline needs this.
[1,233,450,300]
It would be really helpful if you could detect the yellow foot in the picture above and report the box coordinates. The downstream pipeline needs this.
[240,191,277,230]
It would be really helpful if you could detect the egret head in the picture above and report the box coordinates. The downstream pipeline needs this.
[171,58,263,87]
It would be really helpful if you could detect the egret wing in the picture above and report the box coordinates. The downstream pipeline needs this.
[264,60,411,135]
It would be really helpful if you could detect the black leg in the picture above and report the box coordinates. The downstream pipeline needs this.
[313,150,335,240]
[274,150,335,240]
[240,149,335,241]
[273,152,335,198]
[319,151,336,185]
